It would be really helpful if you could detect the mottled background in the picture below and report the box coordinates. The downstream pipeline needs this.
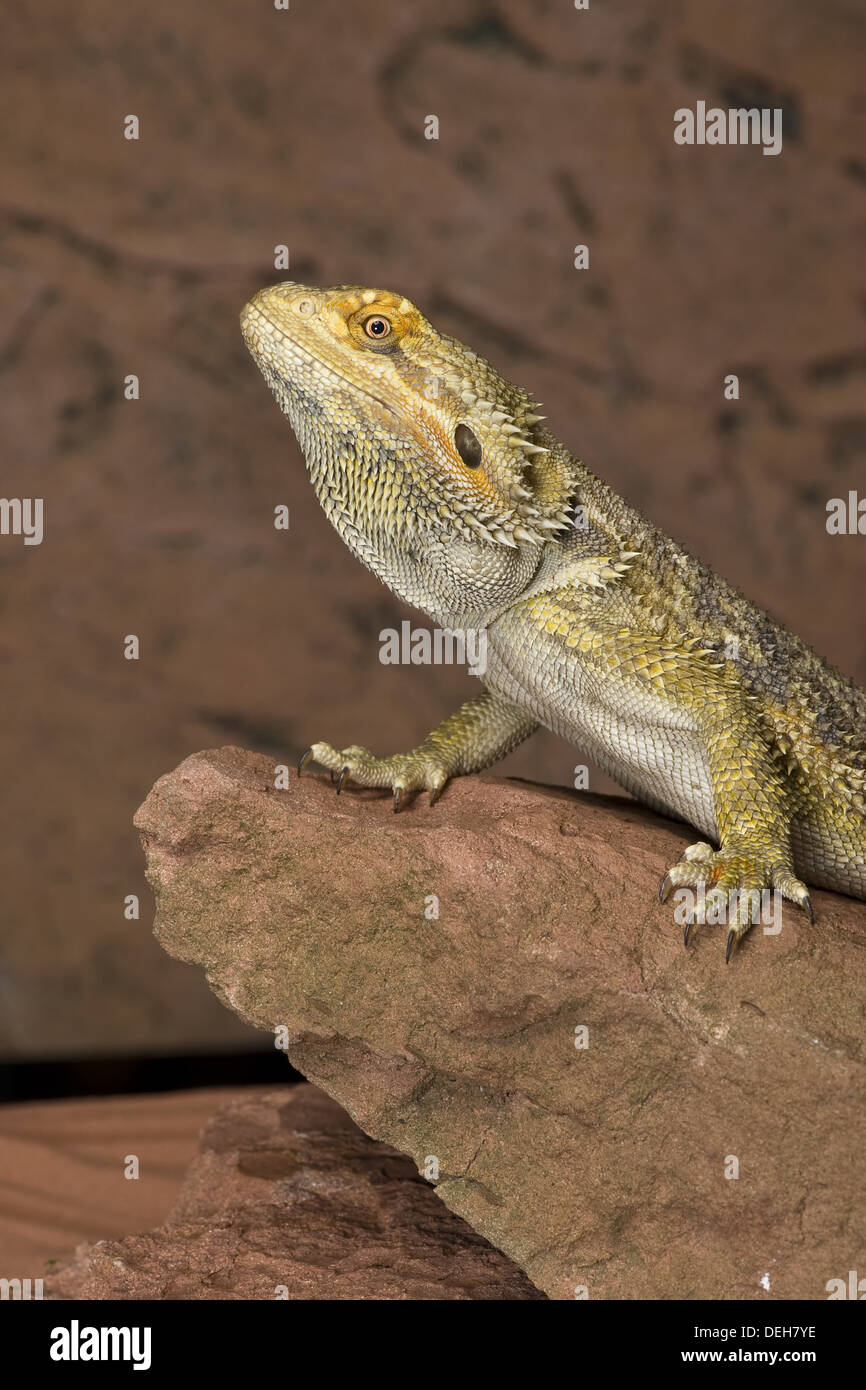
[2,0,864,1065]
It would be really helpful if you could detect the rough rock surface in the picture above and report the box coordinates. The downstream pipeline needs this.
[47,1084,543,1301]
[135,747,866,1300]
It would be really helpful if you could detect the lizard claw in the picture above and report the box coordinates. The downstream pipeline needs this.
[336,766,350,795]
[297,747,314,777]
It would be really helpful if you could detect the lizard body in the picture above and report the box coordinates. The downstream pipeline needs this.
[240,280,866,955]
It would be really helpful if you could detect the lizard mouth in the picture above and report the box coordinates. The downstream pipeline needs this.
[241,302,397,419]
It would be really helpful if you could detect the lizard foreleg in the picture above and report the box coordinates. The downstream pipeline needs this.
[299,690,538,811]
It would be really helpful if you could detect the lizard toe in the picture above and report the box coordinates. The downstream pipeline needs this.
[302,742,452,806]
[660,840,810,954]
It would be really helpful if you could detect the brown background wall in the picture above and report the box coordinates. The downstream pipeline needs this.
[2,0,864,1060]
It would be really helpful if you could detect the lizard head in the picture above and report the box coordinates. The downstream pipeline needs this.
[240,281,576,622]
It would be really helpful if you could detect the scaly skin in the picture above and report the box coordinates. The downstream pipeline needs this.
[240,281,866,957]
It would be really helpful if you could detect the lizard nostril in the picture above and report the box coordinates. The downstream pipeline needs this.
[294,297,316,317]
[455,423,482,469]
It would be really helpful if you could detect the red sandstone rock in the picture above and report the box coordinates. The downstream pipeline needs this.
[47,1085,543,1301]
[133,747,866,1299]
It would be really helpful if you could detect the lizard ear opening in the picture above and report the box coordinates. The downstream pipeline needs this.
[454,423,482,469]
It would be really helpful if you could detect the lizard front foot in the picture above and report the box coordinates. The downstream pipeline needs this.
[658,839,814,960]
[298,742,450,811]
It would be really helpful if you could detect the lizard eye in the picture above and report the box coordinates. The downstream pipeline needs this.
[454,423,482,469]
[363,315,392,339]
[348,304,405,349]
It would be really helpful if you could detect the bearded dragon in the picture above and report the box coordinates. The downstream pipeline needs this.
[240,281,866,958]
